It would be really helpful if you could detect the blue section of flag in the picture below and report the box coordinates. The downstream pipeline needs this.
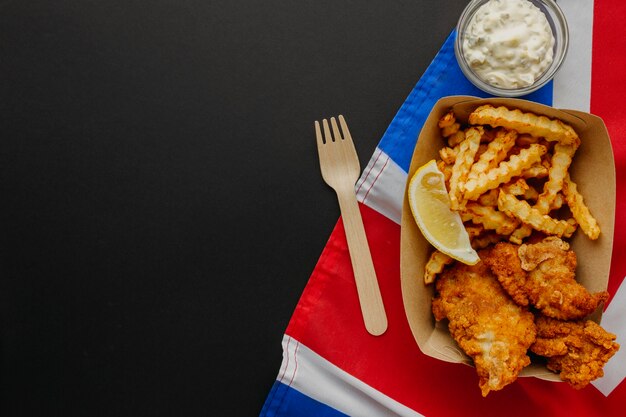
[377,30,553,173]
[260,381,349,417]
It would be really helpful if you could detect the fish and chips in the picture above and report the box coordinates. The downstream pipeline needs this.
[419,104,618,395]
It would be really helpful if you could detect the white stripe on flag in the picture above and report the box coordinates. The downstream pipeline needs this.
[592,277,626,396]
[552,0,594,111]
[356,148,407,225]
[278,335,425,417]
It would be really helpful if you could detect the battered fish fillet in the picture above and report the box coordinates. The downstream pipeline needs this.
[484,238,608,320]
[482,243,529,307]
[531,315,620,389]
[432,259,536,396]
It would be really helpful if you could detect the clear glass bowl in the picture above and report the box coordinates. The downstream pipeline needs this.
[454,0,569,97]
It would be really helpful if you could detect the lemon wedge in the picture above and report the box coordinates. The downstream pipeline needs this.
[408,160,479,265]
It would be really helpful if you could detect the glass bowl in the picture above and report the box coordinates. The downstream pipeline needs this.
[454,0,569,97]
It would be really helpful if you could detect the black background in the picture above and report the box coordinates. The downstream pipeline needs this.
[0,1,467,416]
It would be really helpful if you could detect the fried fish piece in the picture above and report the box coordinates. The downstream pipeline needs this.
[432,259,536,396]
[484,238,609,320]
[531,315,620,389]
[517,236,570,271]
[482,242,529,307]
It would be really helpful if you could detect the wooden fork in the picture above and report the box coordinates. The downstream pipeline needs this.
[314,115,388,336]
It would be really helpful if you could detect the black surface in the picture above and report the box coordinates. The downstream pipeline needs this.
[0,1,467,416]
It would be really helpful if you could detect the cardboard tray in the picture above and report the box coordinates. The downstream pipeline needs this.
[400,96,616,381]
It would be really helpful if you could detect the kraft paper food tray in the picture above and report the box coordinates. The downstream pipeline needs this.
[400,96,616,381]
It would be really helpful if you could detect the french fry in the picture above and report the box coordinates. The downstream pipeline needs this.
[462,202,519,235]
[439,146,458,165]
[448,130,465,147]
[520,163,549,179]
[502,178,540,201]
[509,226,528,244]
[563,175,601,240]
[464,223,485,238]
[463,144,547,201]
[477,188,499,207]
[471,231,505,250]
[437,160,453,184]
[502,178,528,195]
[438,111,455,128]
[535,144,577,213]
[509,225,531,245]
[439,111,461,138]
[480,128,498,143]
[448,127,482,210]
[424,251,454,284]
[475,143,489,160]
[468,105,580,146]
[497,191,577,238]
[442,123,461,138]
[552,193,565,210]
[511,143,578,243]
[516,133,539,147]
[565,218,578,237]
[460,211,473,223]
[468,129,517,180]
[430,105,597,268]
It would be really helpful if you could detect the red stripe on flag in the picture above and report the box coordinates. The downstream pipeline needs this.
[591,0,626,297]
[286,205,625,417]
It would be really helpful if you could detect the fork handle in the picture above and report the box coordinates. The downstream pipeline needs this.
[336,187,388,336]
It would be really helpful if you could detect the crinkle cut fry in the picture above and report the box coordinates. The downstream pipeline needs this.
[471,231,504,249]
[477,188,499,207]
[439,112,461,138]
[521,163,548,179]
[468,105,580,147]
[462,202,519,235]
[448,130,465,147]
[438,111,456,128]
[502,178,539,200]
[463,144,547,201]
[439,146,458,165]
[424,250,454,284]
[437,160,452,184]
[468,129,517,180]
[510,143,578,243]
[536,144,578,213]
[510,224,532,245]
[497,191,576,238]
[563,175,601,240]
[448,126,482,210]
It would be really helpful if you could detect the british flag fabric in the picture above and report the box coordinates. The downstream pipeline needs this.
[261,1,626,416]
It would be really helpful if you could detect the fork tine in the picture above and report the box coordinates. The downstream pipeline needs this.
[315,120,324,147]
[322,118,333,143]
[338,115,352,143]
[330,117,342,141]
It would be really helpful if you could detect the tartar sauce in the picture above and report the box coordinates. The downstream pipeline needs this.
[462,0,555,89]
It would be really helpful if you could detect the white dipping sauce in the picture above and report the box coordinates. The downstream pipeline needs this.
[462,0,555,89]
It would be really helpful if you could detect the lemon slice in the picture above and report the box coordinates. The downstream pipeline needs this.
[408,160,479,265]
